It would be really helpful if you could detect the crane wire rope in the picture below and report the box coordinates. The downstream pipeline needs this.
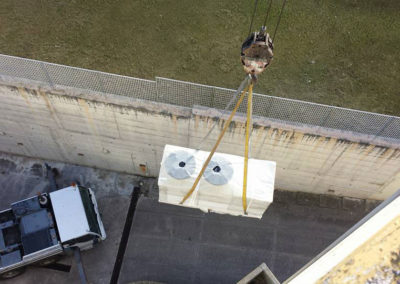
[248,0,288,42]
[263,0,273,27]
[272,0,288,42]
[197,0,288,152]
[180,84,251,205]
[181,0,288,214]
[242,83,253,214]
[196,75,251,151]
[248,0,259,36]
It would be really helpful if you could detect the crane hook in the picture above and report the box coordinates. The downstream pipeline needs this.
[241,25,274,78]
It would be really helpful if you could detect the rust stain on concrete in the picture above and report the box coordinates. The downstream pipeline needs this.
[368,145,390,157]
[237,121,246,136]
[254,126,264,141]
[387,149,400,160]
[348,144,380,182]
[375,148,400,168]
[279,130,293,149]
[289,130,296,142]
[270,129,284,152]
[253,126,266,148]
[329,145,352,169]
[302,133,322,143]
[254,127,271,158]
[139,163,147,174]
[280,130,289,140]
[376,146,391,158]
[171,114,178,134]
[77,98,111,169]
[18,87,33,108]
[309,136,327,152]
[194,115,200,130]
[78,98,97,134]
[319,136,337,152]
[38,91,54,115]
[357,142,370,151]
[317,137,352,176]
[335,138,352,147]
[270,128,280,140]
[363,144,376,155]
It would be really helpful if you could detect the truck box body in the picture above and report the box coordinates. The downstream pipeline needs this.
[0,185,105,276]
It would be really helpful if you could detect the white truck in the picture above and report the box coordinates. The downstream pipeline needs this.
[0,184,106,280]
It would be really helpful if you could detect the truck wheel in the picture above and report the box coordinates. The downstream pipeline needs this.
[0,267,26,280]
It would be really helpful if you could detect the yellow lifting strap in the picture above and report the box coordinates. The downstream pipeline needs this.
[243,83,253,214]
[180,83,251,205]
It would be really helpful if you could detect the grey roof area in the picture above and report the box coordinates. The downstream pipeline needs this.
[119,196,370,283]
[0,152,378,283]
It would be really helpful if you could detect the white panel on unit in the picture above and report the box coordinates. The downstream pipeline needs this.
[50,186,90,243]
[158,144,276,218]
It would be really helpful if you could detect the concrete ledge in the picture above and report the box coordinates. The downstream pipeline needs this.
[193,106,400,150]
[1,75,400,199]
[2,75,400,150]
[0,75,192,119]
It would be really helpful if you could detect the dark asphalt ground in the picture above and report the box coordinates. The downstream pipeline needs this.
[0,152,376,283]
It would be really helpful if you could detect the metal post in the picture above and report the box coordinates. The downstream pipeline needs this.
[74,248,88,284]
[40,62,54,88]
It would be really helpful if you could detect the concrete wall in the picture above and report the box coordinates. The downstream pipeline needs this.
[1,76,399,200]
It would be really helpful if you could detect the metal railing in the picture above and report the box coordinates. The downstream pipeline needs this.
[0,54,399,141]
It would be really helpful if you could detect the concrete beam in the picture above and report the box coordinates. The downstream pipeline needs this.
[0,76,400,199]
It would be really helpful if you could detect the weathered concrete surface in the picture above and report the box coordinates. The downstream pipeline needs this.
[0,152,139,284]
[1,78,399,201]
[0,152,379,283]
[119,194,373,283]
[318,216,400,284]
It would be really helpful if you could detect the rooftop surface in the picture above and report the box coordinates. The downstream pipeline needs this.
[319,215,400,283]
[0,152,378,283]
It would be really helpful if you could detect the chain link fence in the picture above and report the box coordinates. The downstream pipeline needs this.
[0,54,399,141]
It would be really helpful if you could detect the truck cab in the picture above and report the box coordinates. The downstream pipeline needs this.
[0,185,106,279]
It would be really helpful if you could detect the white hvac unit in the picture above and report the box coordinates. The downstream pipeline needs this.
[158,144,276,219]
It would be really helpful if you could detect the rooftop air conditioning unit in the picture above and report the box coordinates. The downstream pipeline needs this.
[158,145,276,218]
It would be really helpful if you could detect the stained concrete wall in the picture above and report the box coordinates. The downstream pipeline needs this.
[0,76,399,200]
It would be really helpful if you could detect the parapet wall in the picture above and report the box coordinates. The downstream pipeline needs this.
[1,76,399,200]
